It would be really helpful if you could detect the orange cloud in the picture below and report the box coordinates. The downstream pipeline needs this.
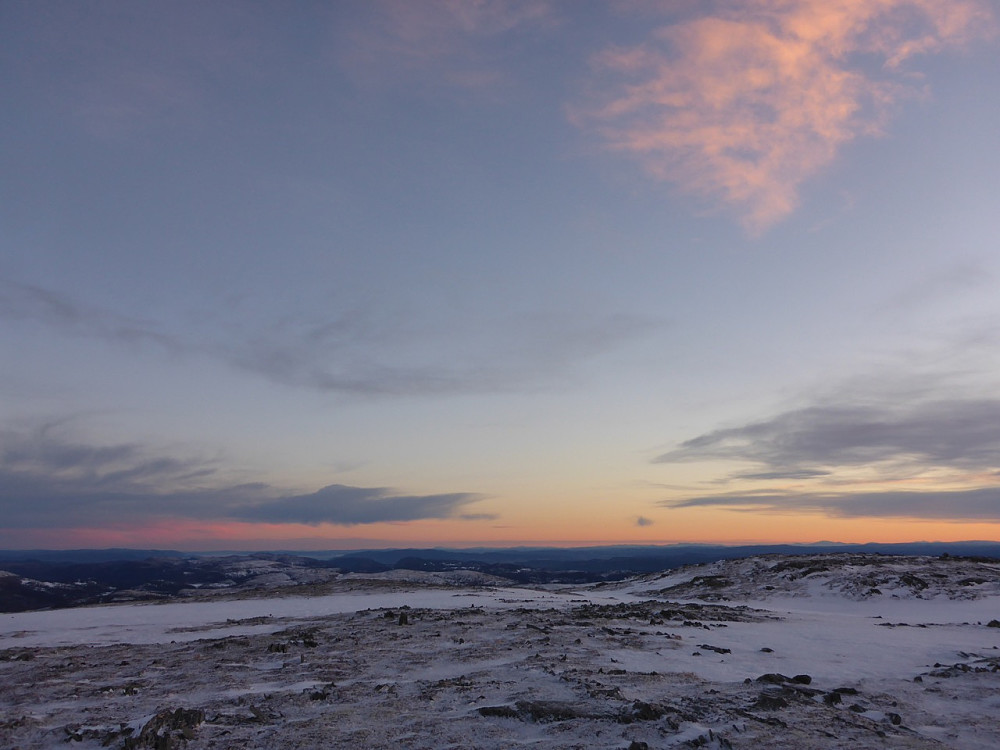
[582,0,996,233]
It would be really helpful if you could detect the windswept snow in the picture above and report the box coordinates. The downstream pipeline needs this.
[0,586,599,648]
[1,553,998,748]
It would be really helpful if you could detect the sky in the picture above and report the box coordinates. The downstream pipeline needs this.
[2,0,1000,551]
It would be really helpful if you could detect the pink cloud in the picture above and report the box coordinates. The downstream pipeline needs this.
[580,0,996,233]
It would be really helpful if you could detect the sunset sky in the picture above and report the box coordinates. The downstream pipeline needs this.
[3,1,1000,550]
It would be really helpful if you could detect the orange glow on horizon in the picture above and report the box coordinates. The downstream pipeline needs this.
[3,511,998,551]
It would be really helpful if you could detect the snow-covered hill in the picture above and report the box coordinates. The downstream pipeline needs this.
[1,553,998,748]
[616,553,1000,603]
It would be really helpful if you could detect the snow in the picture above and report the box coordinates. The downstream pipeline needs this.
[2,553,999,748]
[0,586,604,648]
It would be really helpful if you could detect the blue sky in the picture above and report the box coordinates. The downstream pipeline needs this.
[2,0,1000,549]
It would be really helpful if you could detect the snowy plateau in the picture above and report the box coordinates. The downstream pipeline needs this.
[2,553,1000,749]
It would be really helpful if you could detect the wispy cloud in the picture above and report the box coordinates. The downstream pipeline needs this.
[223,309,658,396]
[635,515,654,527]
[0,423,488,528]
[730,469,832,481]
[0,279,179,351]
[1,278,655,397]
[579,0,996,232]
[879,260,995,318]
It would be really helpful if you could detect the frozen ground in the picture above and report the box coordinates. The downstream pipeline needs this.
[1,553,999,749]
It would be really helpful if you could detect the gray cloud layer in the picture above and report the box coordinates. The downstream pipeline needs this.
[233,484,487,526]
[0,425,487,528]
[656,399,1000,474]
[666,488,1000,521]
[656,395,1000,521]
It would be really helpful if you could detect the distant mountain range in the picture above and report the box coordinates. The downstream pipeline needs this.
[308,540,1000,572]
[2,540,999,613]
[4,540,1000,567]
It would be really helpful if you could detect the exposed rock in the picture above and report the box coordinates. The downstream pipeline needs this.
[753,693,789,710]
[124,708,204,749]
[478,705,519,719]
[513,700,595,722]
[621,700,667,723]
[697,643,731,654]
[755,673,790,684]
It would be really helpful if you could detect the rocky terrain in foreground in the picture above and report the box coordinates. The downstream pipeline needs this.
[1,553,999,749]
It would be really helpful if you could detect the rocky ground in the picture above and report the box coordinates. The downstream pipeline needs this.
[1,554,999,749]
